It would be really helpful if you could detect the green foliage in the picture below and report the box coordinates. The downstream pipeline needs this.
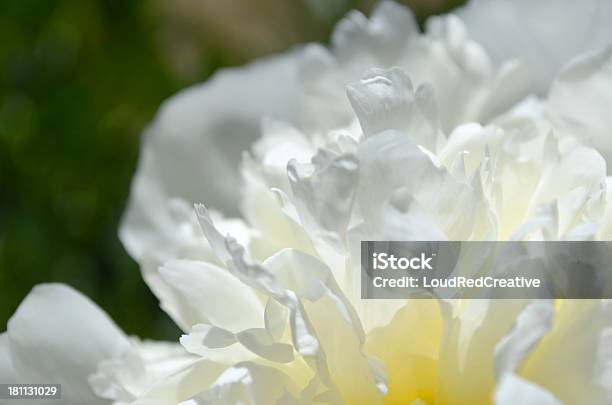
[0,0,186,339]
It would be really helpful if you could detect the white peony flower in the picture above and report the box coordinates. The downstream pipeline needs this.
[3,1,612,404]
[118,61,611,402]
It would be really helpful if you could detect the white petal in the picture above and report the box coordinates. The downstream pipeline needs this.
[89,340,197,403]
[253,118,315,193]
[0,333,17,385]
[134,358,226,405]
[531,140,606,208]
[331,1,418,64]
[494,300,554,379]
[195,324,238,349]
[236,328,294,363]
[263,253,381,403]
[521,300,612,403]
[364,300,443,403]
[379,189,449,241]
[263,248,361,331]
[180,324,254,364]
[179,323,293,364]
[264,297,289,342]
[192,362,300,404]
[548,45,612,173]
[120,196,208,272]
[159,260,264,332]
[495,373,562,405]
[296,293,381,403]
[356,130,482,240]
[195,203,290,296]
[120,50,303,262]
[458,0,612,93]
[193,203,233,265]
[356,130,437,224]
[596,305,612,403]
[347,68,438,150]
[239,157,317,259]
[436,299,531,403]
[7,284,129,405]
[263,249,328,302]
[287,150,359,252]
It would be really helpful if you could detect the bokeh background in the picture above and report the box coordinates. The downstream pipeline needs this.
[0,0,463,340]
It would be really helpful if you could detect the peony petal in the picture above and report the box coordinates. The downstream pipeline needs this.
[263,249,329,302]
[436,299,531,403]
[264,297,289,342]
[547,45,612,173]
[89,340,197,404]
[180,324,254,365]
[494,300,554,379]
[530,139,606,214]
[192,361,301,404]
[347,68,438,150]
[458,0,612,94]
[134,358,226,405]
[356,130,482,240]
[522,300,612,404]
[596,306,612,403]
[240,156,317,259]
[297,293,382,404]
[364,300,443,404]
[287,150,359,253]
[7,284,130,405]
[236,328,294,363]
[158,260,264,332]
[196,325,238,349]
[263,248,362,334]
[0,333,17,385]
[125,203,253,332]
[120,50,304,262]
[494,373,562,405]
[356,130,440,225]
[180,324,293,364]
[252,118,315,194]
[303,4,525,134]
[262,252,380,404]
[192,209,329,372]
[331,1,418,65]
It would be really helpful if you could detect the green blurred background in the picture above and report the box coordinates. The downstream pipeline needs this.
[0,0,463,340]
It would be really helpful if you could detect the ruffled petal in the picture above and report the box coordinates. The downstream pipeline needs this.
[89,340,197,404]
[436,299,530,403]
[521,300,612,403]
[548,45,612,173]
[494,300,554,378]
[179,323,294,364]
[331,1,418,65]
[158,259,265,332]
[120,50,304,263]
[356,130,482,240]
[347,68,439,150]
[458,0,612,93]
[6,284,130,405]
[494,373,561,405]
[364,300,443,404]
[191,362,301,404]
[134,358,227,405]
